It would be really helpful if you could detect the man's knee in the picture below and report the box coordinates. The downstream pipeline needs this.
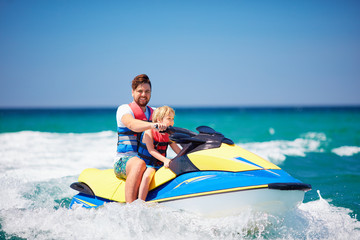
[134,158,146,168]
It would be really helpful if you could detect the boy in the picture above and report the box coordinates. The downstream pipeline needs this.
[137,106,181,200]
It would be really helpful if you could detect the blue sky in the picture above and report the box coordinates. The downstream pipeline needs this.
[1,0,359,108]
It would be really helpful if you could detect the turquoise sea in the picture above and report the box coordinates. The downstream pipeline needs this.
[0,107,359,239]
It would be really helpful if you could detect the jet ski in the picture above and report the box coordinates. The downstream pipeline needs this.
[69,126,311,217]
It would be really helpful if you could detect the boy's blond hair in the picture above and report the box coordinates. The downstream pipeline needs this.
[152,106,175,123]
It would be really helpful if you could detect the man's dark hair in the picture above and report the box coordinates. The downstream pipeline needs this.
[132,74,151,90]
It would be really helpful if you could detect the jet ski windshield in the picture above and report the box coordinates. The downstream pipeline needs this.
[167,126,235,175]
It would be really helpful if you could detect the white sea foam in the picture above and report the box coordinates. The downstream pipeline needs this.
[1,189,360,240]
[297,191,360,239]
[268,127,275,135]
[0,131,116,182]
[238,132,327,164]
[331,146,360,157]
[0,131,327,180]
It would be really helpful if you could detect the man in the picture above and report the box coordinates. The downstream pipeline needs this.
[114,74,167,203]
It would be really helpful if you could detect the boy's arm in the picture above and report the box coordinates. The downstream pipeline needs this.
[170,142,181,155]
[143,130,171,167]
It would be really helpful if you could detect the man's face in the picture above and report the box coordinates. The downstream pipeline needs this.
[132,83,151,107]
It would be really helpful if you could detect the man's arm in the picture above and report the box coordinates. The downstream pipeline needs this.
[121,113,156,132]
[121,114,168,132]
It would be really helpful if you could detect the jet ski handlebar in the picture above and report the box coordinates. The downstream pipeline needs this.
[167,125,235,146]
[154,124,235,147]
[154,125,197,136]
[154,125,178,134]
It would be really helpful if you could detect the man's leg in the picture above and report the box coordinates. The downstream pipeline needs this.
[125,156,146,203]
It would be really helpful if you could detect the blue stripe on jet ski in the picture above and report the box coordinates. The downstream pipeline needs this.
[234,156,263,169]
[147,169,302,202]
[69,193,112,209]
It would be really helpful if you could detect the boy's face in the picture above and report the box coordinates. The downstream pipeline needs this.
[159,113,175,126]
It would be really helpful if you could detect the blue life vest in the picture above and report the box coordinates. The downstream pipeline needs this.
[117,102,153,153]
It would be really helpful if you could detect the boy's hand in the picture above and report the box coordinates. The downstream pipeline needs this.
[164,159,171,168]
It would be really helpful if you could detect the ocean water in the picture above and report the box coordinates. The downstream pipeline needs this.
[0,107,359,240]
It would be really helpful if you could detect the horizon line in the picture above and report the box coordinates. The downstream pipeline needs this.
[1,104,360,110]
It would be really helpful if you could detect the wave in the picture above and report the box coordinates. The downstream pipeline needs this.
[0,131,117,182]
[1,130,357,180]
[238,132,327,164]
[1,184,359,240]
[297,191,360,239]
[1,130,347,179]
[332,146,360,157]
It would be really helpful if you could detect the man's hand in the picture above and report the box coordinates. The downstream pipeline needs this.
[153,123,168,132]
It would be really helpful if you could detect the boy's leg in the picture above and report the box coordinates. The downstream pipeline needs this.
[138,167,156,201]
[125,156,146,203]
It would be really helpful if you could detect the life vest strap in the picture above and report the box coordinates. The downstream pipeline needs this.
[154,141,168,146]
[138,152,157,162]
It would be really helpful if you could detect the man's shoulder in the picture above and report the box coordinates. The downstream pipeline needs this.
[117,104,132,116]
[117,103,154,116]
[117,103,131,110]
